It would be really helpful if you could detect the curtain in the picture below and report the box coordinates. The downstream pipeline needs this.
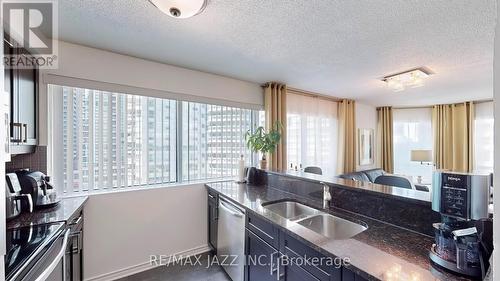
[377,107,394,173]
[432,102,474,172]
[337,99,356,174]
[264,82,287,170]
[287,93,338,175]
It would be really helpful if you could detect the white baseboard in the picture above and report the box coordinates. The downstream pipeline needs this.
[84,244,211,281]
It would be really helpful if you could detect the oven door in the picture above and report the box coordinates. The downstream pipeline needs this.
[22,229,70,281]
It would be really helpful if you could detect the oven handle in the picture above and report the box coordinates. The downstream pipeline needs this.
[34,229,71,281]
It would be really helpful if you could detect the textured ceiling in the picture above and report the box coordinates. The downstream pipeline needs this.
[58,0,496,106]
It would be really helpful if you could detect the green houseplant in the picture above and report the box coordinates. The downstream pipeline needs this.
[245,122,282,170]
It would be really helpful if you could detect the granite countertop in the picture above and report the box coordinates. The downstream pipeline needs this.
[266,170,432,204]
[7,196,88,229]
[206,181,470,281]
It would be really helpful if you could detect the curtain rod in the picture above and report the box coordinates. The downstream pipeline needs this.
[286,87,342,102]
[392,99,493,110]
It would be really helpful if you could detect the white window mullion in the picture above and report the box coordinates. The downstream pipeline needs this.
[88,91,94,191]
[76,91,83,192]
[66,90,74,196]
[107,94,113,188]
[116,95,122,188]
[98,92,104,191]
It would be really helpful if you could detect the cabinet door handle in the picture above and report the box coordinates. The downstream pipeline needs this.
[11,123,22,143]
[276,256,285,280]
[23,123,27,143]
[270,251,278,275]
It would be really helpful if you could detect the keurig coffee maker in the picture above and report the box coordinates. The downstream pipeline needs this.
[430,171,493,279]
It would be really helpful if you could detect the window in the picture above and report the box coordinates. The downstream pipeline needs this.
[474,101,494,174]
[49,84,259,195]
[181,102,255,181]
[393,108,433,184]
[286,93,338,175]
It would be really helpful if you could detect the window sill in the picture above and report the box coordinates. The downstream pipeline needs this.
[60,177,235,198]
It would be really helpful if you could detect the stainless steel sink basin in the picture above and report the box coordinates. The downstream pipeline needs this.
[297,214,367,239]
[263,201,320,220]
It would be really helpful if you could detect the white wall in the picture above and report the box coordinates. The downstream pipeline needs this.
[38,40,263,145]
[355,102,378,171]
[493,2,499,279]
[83,183,209,281]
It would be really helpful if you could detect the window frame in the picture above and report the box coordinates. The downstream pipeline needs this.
[47,80,262,196]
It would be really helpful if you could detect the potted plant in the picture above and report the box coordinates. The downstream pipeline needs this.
[245,122,282,170]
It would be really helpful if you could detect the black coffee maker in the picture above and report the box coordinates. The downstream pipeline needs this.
[5,173,33,220]
[430,171,493,279]
[15,170,60,209]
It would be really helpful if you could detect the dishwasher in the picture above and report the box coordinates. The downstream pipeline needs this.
[217,197,246,281]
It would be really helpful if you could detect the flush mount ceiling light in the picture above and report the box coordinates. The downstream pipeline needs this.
[381,67,433,92]
[150,0,208,19]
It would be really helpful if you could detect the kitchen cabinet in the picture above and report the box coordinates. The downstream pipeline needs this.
[246,229,280,281]
[280,233,341,281]
[341,269,368,281]
[207,190,218,251]
[4,36,38,154]
[244,210,341,281]
[284,261,321,281]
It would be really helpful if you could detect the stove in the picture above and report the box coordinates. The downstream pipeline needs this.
[5,222,65,281]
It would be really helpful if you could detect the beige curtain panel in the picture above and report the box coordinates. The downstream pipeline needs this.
[337,99,356,174]
[432,102,474,173]
[264,82,287,171]
[377,107,394,173]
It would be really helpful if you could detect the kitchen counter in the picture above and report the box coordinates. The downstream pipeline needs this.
[7,196,88,229]
[267,169,432,204]
[206,181,470,281]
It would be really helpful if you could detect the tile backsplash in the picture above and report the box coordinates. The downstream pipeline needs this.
[6,146,47,174]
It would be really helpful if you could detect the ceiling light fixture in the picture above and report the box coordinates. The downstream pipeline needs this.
[150,0,208,19]
[381,67,432,92]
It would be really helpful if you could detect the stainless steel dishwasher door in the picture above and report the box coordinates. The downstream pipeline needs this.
[217,198,245,281]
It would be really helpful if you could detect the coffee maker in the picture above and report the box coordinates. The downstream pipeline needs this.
[15,170,60,209]
[430,171,493,279]
[5,173,33,220]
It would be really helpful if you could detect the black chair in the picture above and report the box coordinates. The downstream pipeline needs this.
[304,166,322,175]
[374,175,412,189]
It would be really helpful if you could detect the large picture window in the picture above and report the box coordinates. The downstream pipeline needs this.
[393,108,433,184]
[286,93,338,175]
[474,101,494,174]
[49,84,259,195]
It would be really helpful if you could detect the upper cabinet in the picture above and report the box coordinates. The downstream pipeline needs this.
[4,35,38,154]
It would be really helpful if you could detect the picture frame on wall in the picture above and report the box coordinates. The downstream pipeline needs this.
[358,128,374,165]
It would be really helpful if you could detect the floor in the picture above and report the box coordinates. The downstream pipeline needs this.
[118,253,232,281]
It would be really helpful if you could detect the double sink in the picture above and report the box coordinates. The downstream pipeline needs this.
[262,201,367,240]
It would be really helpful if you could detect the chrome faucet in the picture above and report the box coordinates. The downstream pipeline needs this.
[321,182,332,209]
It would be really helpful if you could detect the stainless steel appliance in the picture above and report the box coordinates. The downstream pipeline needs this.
[430,171,493,278]
[5,222,70,281]
[5,173,32,220]
[15,170,59,209]
[66,213,84,281]
[217,197,246,281]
